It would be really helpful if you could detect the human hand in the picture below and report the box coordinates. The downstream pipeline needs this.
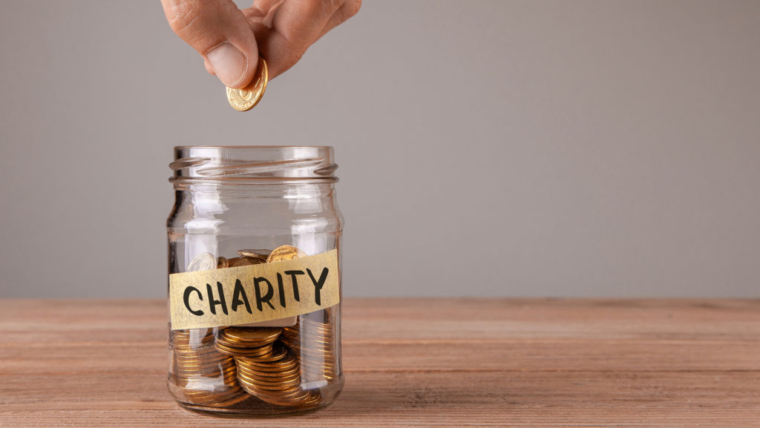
[161,0,361,88]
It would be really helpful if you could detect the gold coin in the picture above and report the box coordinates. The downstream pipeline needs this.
[218,334,277,347]
[174,351,223,360]
[206,393,251,407]
[236,356,296,371]
[237,356,298,371]
[219,340,273,352]
[177,371,236,380]
[214,342,273,357]
[226,57,268,112]
[177,366,236,375]
[173,337,214,347]
[240,364,299,376]
[238,360,299,373]
[230,256,265,267]
[237,365,301,379]
[239,345,288,362]
[217,256,229,269]
[183,387,249,407]
[240,370,302,385]
[173,343,221,353]
[176,365,231,374]
[175,357,233,367]
[238,249,272,258]
[237,370,302,387]
[239,386,306,403]
[222,327,282,344]
[175,360,232,369]
[243,386,310,404]
[187,252,216,272]
[267,245,307,263]
[236,359,298,372]
[252,389,309,401]
[173,330,214,340]
[178,369,238,382]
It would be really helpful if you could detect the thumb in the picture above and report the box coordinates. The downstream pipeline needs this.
[161,0,258,88]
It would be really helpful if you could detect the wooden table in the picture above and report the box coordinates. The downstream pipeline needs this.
[1,299,758,427]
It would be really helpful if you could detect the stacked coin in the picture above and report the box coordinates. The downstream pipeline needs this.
[214,327,281,358]
[214,326,319,407]
[172,329,249,407]
[281,308,338,382]
[236,348,320,407]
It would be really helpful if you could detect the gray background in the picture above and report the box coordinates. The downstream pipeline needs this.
[1,0,758,298]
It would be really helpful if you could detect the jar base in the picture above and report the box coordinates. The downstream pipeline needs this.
[170,374,344,418]
[177,401,332,418]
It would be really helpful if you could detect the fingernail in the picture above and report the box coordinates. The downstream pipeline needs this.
[206,42,247,87]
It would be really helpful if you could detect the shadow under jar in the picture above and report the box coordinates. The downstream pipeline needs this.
[166,146,344,417]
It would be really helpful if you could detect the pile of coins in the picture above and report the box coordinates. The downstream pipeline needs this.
[171,245,337,410]
[171,329,249,407]
[281,308,338,382]
[236,344,321,407]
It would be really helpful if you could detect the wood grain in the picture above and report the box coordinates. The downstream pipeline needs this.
[0,298,758,427]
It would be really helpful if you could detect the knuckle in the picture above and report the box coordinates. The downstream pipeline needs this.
[299,0,324,14]
[164,0,205,35]
[343,0,361,19]
[282,49,306,74]
[289,49,306,66]
[304,0,345,16]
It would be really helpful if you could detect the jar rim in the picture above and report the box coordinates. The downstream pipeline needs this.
[170,146,338,183]
[173,145,334,150]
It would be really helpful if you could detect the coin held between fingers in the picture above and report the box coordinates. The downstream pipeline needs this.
[226,57,268,112]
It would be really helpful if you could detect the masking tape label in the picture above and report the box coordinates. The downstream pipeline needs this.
[169,250,339,330]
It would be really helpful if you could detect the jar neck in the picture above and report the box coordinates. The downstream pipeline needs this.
[168,146,342,234]
[172,182,338,224]
[173,181,337,199]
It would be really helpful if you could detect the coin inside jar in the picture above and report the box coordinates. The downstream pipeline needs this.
[172,245,337,411]
[267,245,307,263]
[238,249,272,259]
[172,328,249,406]
[217,256,229,269]
[187,252,216,272]
[230,256,265,267]
[222,327,281,344]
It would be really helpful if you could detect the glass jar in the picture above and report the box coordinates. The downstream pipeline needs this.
[166,146,344,417]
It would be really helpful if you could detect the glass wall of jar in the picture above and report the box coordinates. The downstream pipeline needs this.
[166,146,344,417]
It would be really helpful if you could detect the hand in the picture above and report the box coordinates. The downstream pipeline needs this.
[161,0,361,88]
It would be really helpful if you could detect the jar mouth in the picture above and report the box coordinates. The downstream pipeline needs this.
[170,146,338,183]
